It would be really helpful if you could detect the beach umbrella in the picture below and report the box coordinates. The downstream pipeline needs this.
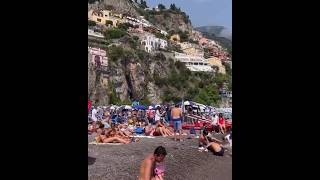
[183,101,191,106]
[132,105,146,110]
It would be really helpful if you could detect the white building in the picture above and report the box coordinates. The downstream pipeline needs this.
[141,34,168,53]
[174,52,213,72]
[125,16,151,27]
[88,29,104,38]
[88,47,108,67]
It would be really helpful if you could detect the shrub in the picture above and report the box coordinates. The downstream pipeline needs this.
[88,0,99,4]
[178,31,189,42]
[158,4,166,10]
[104,28,127,39]
[88,20,96,27]
[106,5,114,11]
[133,36,139,41]
[107,45,124,62]
[118,23,133,31]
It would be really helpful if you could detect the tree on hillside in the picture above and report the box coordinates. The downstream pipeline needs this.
[170,3,177,11]
[104,28,127,40]
[117,22,133,31]
[88,20,96,27]
[158,4,166,10]
[106,5,114,11]
[193,84,220,106]
[107,45,124,62]
[178,31,189,42]
[88,0,99,4]
[140,0,148,8]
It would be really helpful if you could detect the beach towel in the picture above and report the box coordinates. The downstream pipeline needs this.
[135,127,144,134]
[89,141,123,145]
[130,135,155,138]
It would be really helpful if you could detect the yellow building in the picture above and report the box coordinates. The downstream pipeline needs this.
[88,9,124,27]
[178,42,195,49]
[182,47,204,57]
[170,34,180,42]
[111,12,123,19]
[206,57,226,74]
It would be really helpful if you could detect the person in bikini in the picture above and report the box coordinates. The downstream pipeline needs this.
[144,123,155,136]
[154,121,173,137]
[139,146,167,180]
[95,123,131,144]
[118,124,133,137]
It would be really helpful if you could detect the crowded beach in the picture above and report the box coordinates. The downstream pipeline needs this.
[88,100,232,180]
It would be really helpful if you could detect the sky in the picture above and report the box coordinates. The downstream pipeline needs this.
[144,0,232,31]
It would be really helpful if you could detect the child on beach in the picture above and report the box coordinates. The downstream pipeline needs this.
[153,162,165,180]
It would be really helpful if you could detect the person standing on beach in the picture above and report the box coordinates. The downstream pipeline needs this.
[155,106,164,124]
[218,113,226,134]
[139,146,167,180]
[91,107,98,122]
[171,104,183,141]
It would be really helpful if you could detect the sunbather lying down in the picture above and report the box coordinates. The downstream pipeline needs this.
[206,142,225,156]
[153,121,174,137]
[95,124,138,144]
[199,129,226,156]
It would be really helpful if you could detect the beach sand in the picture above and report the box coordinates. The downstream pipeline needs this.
[88,134,232,180]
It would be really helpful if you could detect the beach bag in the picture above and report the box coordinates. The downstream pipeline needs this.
[190,127,196,134]
[111,115,118,123]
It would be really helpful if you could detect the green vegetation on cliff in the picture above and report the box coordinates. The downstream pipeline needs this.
[104,28,127,40]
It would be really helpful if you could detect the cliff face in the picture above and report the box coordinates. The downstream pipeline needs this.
[88,53,110,105]
[88,0,232,106]
[88,43,178,105]
[152,12,193,33]
[89,0,140,17]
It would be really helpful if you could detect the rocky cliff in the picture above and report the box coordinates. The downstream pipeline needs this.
[88,38,197,105]
[88,0,231,106]
[145,10,193,33]
[89,0,140,17]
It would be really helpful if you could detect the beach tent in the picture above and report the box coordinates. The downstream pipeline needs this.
[177,101,194,106]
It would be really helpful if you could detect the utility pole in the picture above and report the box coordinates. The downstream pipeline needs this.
[181,91,185,122]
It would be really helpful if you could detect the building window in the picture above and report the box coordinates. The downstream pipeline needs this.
[97,18,101,22]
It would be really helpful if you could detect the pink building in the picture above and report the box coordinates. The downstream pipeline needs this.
[88,47,108,67]
[199,38,209,46]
